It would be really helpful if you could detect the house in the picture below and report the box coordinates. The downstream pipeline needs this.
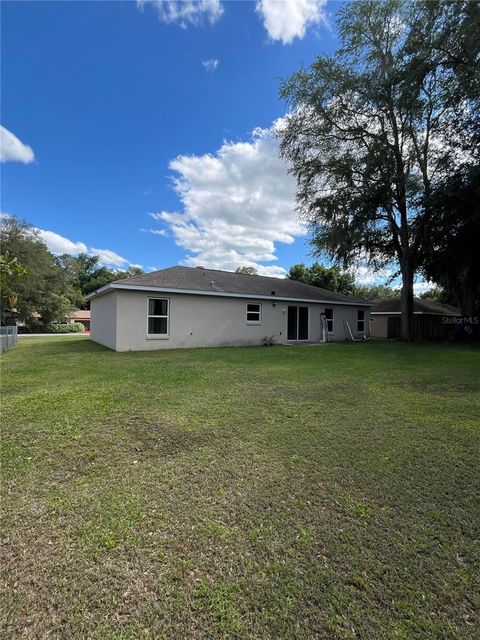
[65,309,91,331]
[371,297,460,339]
[86,266,373,351]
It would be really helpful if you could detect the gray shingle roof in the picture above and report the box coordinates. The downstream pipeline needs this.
[372,297,460,315]
[105,266,370,305]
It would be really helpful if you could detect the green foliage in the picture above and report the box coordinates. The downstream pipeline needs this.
[419,287,456,306]
[279,0,479,339]
[288,262,355,294]
[0,253,30,300]
[47,322,85,334]
[235,266,258,275]
[420,165,480,317]
[0,216,74,328]
[352,283,399,300]
[1,216,144,327]
[56,254,144,303]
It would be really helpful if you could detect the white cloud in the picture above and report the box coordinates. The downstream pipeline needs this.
[35,227,128,266]
[0,126,35,164]
[89,247,129,267]
[137,0,223,28]
[37,229,88,255]
[202,58,219,72]
[256,0,327,44]
[149,122,304,276]
[140,227,168,236]
[352,264,435,296]
[351,264,396,286]
[413,280,434,295]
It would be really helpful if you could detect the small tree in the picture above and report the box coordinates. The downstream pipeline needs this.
[288,263,355,294]
[235,266,258,275]
[0,216,74,328]
[352,284,399,300]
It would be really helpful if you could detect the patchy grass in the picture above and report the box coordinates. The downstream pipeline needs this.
[1,336,479,639]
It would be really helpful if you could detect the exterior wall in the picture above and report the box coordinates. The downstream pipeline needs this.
[90,292,117,349]
[107,289,370,351]
[370,314,389,338]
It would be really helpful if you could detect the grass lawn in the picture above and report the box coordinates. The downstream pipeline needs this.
[1,337,479,639]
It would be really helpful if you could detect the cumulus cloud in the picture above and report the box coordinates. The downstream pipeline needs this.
[202,58,219,72]
[0,125,35,164]
[35,227,128,266]
[149,123,304,276]
[89,247,130,267]
[37,229,88,255]
[256,0,327,44]
[137,0,223,28]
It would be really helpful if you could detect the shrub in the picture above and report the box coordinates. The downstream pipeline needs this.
[47,322,85,333]
[18,326,33,334]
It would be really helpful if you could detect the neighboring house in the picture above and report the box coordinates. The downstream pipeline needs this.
[86,266,372,351]
[65,309,91,331]
[371,297,460,339]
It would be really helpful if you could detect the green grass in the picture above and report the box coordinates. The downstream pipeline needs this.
[1,336,479,639]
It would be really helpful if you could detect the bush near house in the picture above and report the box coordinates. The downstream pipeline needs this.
[48,322,85,333]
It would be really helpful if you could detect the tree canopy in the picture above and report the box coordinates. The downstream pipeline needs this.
[235,266,258,275]
[279,0,479,339]
[420,164,480,318]
[1,216,144,328]
[287,263,355,295]
[55,254,144,306]
[0,217,74,327]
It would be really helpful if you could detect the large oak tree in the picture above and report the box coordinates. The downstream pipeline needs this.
[279,0,479,339]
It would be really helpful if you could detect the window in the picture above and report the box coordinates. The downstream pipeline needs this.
[147,298,169,336]
[357,309,365,333]
[325,308,334,333]
[246,303,262,324]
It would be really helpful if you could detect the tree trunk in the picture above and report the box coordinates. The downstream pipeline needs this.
[400,260,414,341]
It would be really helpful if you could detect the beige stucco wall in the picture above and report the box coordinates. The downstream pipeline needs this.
[90,289,370,351]
[370,314,389,338]
[90,292,117,350]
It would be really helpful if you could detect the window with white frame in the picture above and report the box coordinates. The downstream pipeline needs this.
[357,309,365,333]
[324,308,334,333]
[246,303,262,324]
[147,298,169,336]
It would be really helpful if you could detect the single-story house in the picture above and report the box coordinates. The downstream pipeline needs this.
[371,297,460,339]
[86,266,373,351]
[65,309,91,331]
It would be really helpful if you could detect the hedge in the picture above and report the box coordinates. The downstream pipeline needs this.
[47,322,85,333]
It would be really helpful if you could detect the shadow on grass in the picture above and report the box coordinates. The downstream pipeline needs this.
[16,336,111,356]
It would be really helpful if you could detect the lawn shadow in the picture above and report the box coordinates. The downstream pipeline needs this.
[16,336,110,356]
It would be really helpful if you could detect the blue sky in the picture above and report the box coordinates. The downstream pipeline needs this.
[3,0,415,289]
[1,0,345,277]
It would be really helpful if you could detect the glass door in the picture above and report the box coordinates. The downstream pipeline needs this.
[287,306,297,340]
[287,306,309,341]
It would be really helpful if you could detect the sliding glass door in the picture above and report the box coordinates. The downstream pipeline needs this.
[287,306,309,341]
